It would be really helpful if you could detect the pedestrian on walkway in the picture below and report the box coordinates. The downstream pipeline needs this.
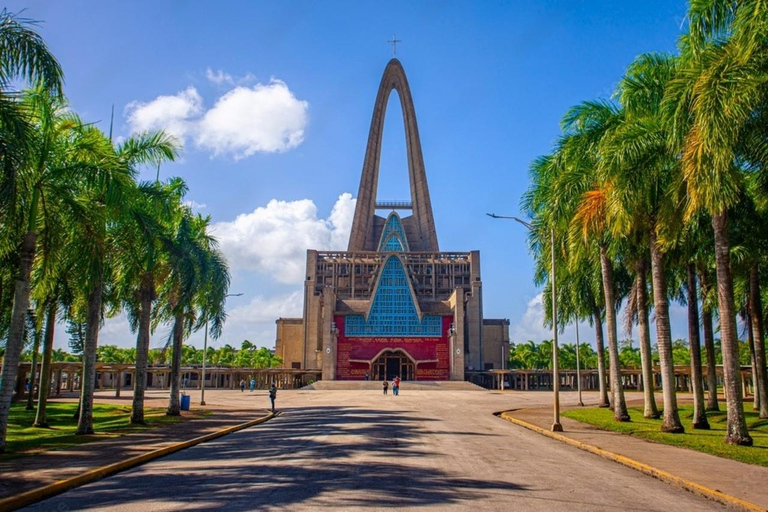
[249,378,255,392]
[383,380,389,395]
[269,382,277,412]
[393,376,400,396]
[240,379,245,392]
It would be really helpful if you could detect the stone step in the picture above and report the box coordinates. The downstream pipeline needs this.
[301,380,487,391]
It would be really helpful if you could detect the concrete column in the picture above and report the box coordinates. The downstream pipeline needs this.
[321,286,338,380]
[55,370,62,396]
[115,371,121,398]
[449,289,466,381]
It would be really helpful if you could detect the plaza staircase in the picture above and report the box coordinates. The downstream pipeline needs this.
[301,380,487,391]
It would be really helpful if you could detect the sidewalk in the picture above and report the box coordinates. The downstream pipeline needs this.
[0,394,270,501]
[506,405,768,510]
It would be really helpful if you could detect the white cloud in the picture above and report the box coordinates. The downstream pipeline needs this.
[212,193,356,284]
[205,68,233,85]
[229,291,304,325]
[125,86,203,141]
[510,293,552,344]
[184,200,207,211]
[196,80,308,159]
[124,78,308,159]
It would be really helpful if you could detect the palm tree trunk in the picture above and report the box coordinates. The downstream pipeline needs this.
[25,317,41,411]
[711,213,752,445]
[592,308,610,407]
[167,312,184,416]
[76,274,103,435]
[648,229,684,433]
[699,270,720,411]
[599,245,629,421]
[747,311,758,410]
[130,274,153,425]
[0,231,36,453]
[33,302,56,427]
[687,264,709,429]
[749,262,768,419]
[635,259,659,418]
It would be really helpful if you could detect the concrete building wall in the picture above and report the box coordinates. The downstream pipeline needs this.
[275,318,304,368]
[465,250,484,371]
[482,319,510,370]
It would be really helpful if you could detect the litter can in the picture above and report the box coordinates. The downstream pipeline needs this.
[180,394,190,411]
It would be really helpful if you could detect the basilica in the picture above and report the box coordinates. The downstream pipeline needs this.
[275,59,509,381]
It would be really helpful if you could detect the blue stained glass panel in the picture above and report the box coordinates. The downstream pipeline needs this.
[345,256,442,337]
[378,213,409,251]
[382,235,404,252]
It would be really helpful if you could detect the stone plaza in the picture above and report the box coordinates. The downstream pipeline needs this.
[14,388,733,511]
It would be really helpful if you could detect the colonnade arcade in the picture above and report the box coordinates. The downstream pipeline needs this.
[11,361,321,401]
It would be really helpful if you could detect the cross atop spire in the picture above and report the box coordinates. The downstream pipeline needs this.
[387,34,402,58]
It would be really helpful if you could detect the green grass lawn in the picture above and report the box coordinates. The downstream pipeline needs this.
[563,405,768,466]
[3,402,186,459]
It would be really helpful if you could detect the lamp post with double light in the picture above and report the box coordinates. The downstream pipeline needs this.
[487,213,562,432]
[200,293,243,406]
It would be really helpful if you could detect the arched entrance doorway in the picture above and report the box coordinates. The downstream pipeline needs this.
[372,350,415,381]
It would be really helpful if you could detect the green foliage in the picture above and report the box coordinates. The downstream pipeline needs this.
[563,406,768,466]
[32,342,284,368]
[3,402,182,457]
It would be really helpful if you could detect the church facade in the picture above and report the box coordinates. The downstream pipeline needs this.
[275,59,509,381]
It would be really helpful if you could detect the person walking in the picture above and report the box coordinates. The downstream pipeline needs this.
[249,378,255,392]
[269,382,277,412]
[383,380,389,395]
[393,376,400,396]
[239,379,245,392]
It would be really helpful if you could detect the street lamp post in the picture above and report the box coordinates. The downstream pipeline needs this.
[487,213,562,432]
[201,293,243,406]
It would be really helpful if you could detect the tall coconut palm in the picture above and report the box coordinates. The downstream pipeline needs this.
[0,88,104,450]
[564,100,631,422]
[662,0,768,445]
[522,149,613,408]
[111,137,179,425]
[600,53,685,432]
[23,308,40,411]
[0,12,64,453]
[156,209,229,416]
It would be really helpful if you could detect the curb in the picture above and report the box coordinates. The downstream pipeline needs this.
[0,410,278,512]
[498,411,765,512]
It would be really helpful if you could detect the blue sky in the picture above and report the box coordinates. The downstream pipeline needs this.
[11,1,692,351]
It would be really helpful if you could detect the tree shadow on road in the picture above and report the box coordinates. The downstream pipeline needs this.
[28,405,530,511]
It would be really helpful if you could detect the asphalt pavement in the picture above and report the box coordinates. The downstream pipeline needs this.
[23,389,723,511]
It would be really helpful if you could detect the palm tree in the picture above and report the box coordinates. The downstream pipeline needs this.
[661,0,768,445]
[698,263,721,411]
[112,143,179,425]
[599,53,685,432]
[157,209,229,416]
[522,150,612,408]
[633,257,660,418]
[564,100,630,422]
[23,308,40,410]
[0,12,64,453]
[0,88,101,448]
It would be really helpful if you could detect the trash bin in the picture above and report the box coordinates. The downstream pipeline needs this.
[180,393,190,411]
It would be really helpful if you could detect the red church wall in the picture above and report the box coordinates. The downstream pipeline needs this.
[335,316,452,380]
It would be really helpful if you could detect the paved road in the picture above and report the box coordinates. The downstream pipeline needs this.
[26,389,722,511]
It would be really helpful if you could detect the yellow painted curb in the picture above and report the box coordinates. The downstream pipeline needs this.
[498,412,765,512]
[0,410,278,512]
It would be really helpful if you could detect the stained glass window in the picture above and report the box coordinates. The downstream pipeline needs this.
[382,235,404,252]
[378,213,409,251]
[345,256,442,337]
